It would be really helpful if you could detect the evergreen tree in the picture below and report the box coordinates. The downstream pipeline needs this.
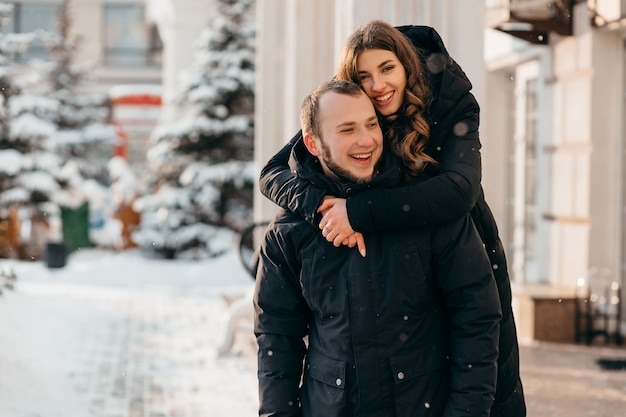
[133,0,255,259]
[0,1,115,258]
[1,1,115,205]
[0,3,52,206]
[31,0,115,187]
[0,3,53,258]
[0,3,36,150]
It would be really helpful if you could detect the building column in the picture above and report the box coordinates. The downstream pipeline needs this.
[147,0,214,123]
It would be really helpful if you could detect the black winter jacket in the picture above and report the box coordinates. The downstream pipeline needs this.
[254,145,502,417]
[258,25,526,417]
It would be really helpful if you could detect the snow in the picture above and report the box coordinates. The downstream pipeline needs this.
[8,94,59,117]
[179,160,255,187]
[48,124,116,147]
[109,156,139,204]
[0,246,259,416]
[9,112,57,140]
[133,185,191,211]
[17,170,59,193]
[0,149,28,175]
[0,186,29,205]
[0,32,35,56]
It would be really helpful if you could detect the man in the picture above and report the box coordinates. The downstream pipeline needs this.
[254,80,501,417]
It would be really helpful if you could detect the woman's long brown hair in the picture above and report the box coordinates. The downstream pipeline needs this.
[336,20,436,175]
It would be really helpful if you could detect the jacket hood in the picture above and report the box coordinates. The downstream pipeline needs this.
[287,133,403,197]
[396,25,474,129]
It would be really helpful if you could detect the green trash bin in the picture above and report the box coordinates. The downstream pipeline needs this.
[60,201,92,253]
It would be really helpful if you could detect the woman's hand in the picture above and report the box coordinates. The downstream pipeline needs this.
[318,197,367,257]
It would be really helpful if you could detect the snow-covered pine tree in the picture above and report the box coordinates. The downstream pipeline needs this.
[0,3,36,151]
[32,0,115,189]
[0,1,116,258]
[0,3,48,259]
[133,0,256,259]
[38,0,117,252]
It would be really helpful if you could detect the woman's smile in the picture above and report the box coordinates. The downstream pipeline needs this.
[356,48,407,116]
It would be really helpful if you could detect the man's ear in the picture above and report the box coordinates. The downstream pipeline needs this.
[303,133,321,156]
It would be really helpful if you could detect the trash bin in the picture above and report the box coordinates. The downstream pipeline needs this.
[44,242,67,268]
[61,201,92,253]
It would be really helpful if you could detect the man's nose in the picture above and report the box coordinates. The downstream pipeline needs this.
[356,128,375,146]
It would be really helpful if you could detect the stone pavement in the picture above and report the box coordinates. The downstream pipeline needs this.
[519,340,626,417]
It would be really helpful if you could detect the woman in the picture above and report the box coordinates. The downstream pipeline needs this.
[259,20,526,417]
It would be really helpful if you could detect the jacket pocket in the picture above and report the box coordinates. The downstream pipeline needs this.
[389,346,450,417]
[300,349,347,417]
[389,345,449,383]
[305,348,346,388]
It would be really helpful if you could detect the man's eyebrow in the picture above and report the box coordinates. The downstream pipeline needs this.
[335,121,356,130]
[334,116,377,130]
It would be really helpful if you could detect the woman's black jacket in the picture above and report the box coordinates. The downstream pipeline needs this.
[258,25,526,417]
[254,144,502,417]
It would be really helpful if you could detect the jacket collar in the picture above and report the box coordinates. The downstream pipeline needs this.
[394,25,474,153]
[288,132,403,197]
[395,25,473,120]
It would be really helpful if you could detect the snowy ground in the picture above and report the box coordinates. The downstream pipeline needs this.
[0,247,258,417]
[2,246,626,417]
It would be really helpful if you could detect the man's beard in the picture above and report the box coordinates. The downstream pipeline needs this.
[318,141,373,184]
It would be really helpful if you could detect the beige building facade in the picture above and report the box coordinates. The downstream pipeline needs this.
[254,0,625,343]
[485,0,626,342]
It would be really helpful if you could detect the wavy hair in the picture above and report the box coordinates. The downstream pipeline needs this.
[335,20,436,175]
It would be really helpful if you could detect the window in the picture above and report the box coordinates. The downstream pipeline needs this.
[508,60,542,284]
[621,39,626,284]
[2,2,62,61]
[523,77,538,269]
[103,3,161,67]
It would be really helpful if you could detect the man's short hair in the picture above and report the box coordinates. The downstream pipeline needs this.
[300,80,364,139]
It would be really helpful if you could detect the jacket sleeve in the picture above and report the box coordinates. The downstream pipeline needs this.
[254,218,310,417]
[259,130,328,226]
[346,94,481,233]
[431,214,501,417]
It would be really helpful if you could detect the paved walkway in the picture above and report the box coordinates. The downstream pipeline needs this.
[0,276,257,417]
[1,252,626,416]
[520,340,626,417]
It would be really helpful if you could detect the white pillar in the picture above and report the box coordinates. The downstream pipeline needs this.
[146,0,213,123]
[254,0,337,221]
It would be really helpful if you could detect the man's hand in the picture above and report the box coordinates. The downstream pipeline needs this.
[318,197,366,257]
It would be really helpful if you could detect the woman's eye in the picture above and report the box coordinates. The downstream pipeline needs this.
[359,74,370,81]
[382,65,394,73]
